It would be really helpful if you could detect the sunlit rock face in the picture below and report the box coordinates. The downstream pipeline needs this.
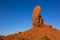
[2,5,60,40]
[32,5,44,28]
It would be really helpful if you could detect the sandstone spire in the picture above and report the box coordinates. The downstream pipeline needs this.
[32,5,44,28]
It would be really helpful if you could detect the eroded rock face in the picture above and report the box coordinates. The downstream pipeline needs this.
[32,5,44,28]
[3,5,60,40]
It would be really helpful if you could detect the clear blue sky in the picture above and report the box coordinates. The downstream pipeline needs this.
[0,0,60,36]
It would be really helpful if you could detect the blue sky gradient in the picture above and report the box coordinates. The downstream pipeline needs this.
[0,0,60,35]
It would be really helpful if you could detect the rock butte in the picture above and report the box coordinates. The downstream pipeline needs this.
[32,5,51,28]
[32,5,43,27]
[1,5,60,40]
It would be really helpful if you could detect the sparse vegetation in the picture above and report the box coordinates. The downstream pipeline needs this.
[0,38,3,40]
[18,37,28,40]
[51,36,56,40]
[39,36,49,40]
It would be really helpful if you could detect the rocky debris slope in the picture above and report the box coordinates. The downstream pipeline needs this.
[3,26,60,40]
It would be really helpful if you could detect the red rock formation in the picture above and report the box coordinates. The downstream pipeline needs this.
[2,5,60,40]
[32,5,44,28]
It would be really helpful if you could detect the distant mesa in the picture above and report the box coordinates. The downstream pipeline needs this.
[0,35,5,38]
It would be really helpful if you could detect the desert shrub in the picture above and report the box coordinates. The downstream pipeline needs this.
[18,37,28,40]
[11,36,15,39]
[51,36,56,40]
[39,36,49,40]
[0,38,3,40]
